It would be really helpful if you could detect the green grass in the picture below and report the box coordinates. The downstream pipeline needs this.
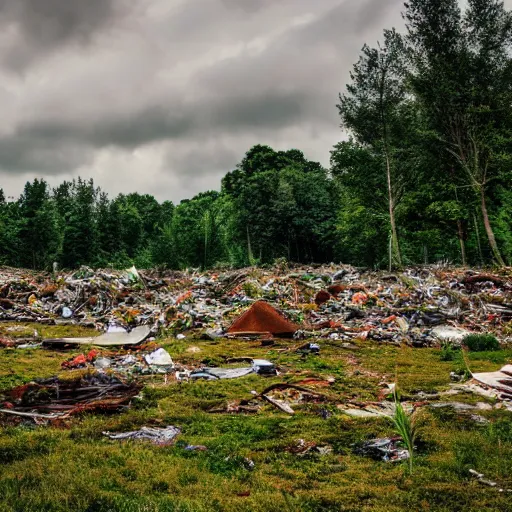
[463,334,500,352]
[0,322,512,511]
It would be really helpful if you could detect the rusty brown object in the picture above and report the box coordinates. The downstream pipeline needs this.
[227,300,299,337]
[40,284,58,298]
[462,274,505,287]
[0,373,141,422]
[314,290,331,306]
[0,298,15,309]
[0,284,10,298]
[327,284,346,296]
[254,382,329,399]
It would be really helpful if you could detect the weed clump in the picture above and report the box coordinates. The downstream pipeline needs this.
[463,334,500,352]
[440,341,459,361]
[391,390,416,474]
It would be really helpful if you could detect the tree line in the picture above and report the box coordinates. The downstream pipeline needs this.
[1,0,511,271]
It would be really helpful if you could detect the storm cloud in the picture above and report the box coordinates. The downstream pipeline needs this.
[0,0,440,202]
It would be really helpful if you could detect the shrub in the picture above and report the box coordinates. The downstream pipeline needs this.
[440,341,459,361]
[463,334,500,352]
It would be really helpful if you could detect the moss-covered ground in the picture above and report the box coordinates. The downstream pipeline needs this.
[1,323,511,511]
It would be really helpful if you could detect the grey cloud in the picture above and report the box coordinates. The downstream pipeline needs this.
[0,0,410,200]
[164,143,240,192]
[220,0,276,13]
[8,89,311,160]
[0,134,92,174]
[0,0,120,69]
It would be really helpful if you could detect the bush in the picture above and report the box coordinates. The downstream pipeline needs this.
[463,334,500,352]
[440,341,459,361]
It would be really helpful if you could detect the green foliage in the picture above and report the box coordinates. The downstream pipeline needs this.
[440,342,459,361]
[391,392,416,474]
[463,334,500,352]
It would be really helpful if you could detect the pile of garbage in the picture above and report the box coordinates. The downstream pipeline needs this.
[0,373,141,423]
[0,264,510,347]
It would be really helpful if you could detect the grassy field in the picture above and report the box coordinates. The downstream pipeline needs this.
[1,323,511,512]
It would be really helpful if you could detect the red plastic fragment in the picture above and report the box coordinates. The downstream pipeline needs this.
[314,290,331,306]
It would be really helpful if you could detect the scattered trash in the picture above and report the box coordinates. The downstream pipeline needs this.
[287,439,333,456]
[469,469,512,492]
[44,325,151,347]
[297,342,320,355]
[339,401,414,419]
[256,383,329,415]
[0,265,509,347]
[94,357,112,370]
[124,266,140,284]
[103,425,181,446]
[107,323,128,334]
[184,444,208,451]
[431,326,471,343]
[61,307,73,319]
[262,394,295,415]
[0,373,141,423]
[144,348,174,367]
[469,365,512,402]
[187,358,277,381]
[353,437,410,462]
[61,349,99,369]
[315,290,331,306]
[252,359,277,375]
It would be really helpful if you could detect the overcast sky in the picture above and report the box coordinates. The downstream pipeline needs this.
[0,0,507,203]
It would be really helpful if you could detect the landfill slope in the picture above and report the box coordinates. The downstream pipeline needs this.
[0,264,510,346]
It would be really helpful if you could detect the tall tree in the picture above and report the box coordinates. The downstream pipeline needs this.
[404,0,512,265]
[60,178,99,268]
[18,179,60,269]
[338,29,408,268]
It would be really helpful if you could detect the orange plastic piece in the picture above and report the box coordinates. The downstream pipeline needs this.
[352,292,368,305]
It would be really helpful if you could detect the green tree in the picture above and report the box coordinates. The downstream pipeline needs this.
[18,179,60,269]
[404,0,512,265]
[60,178,99,268]
[338,29,409,268]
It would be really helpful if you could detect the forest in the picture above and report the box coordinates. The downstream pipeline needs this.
[1,0,511,271]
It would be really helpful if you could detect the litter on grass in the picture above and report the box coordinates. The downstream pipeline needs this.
[353,437,410,462]
[43,325,151,347]
[103,425,181,446]
[0,373,141,423]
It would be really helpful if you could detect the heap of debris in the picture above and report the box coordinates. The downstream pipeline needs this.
[0,373,141,423]
[0,264,510,348]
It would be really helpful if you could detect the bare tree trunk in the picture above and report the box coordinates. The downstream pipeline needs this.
[480,188,505,267]
[473,212,484,267]
[246,225,253,264]
[385,152,402,268]
[457,220,467,266]
[388,236,392,273]
[204,213,208,269]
